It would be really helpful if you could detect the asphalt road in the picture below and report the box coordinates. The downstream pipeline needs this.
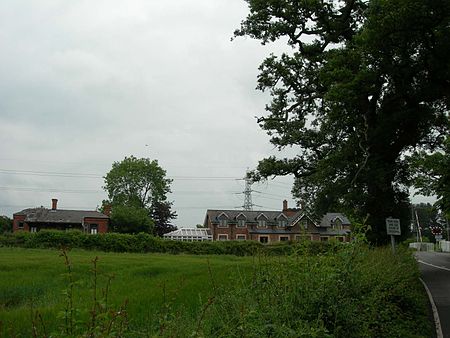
[416,251,450,338]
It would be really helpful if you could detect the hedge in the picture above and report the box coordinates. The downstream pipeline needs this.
[0,230,337,256]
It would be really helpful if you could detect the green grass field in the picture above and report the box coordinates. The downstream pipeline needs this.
[0,247,254,336]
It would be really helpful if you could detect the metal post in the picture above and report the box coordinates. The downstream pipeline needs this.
[391,235,396,254]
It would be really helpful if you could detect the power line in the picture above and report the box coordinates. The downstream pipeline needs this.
[0,168,242,181]
[0,186,102,194]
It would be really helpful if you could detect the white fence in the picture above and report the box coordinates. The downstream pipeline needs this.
[409,242,435,252]
[438,240,450,252]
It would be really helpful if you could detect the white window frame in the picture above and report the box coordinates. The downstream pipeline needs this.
[258,235,269,243]
[236,234,246,240]
[258,219,267,228]
[237,219,246,228]
[218,219,228,228]
[217,234,228,241]
[320,236,329,242]
[279,236,289,242]
[90,226,98,235]
[335,236,345,242]
[333,218,343,230]
[278,219,287,227]
[299,219,308,229]
[30,226,37,233]
[18,222,24,229]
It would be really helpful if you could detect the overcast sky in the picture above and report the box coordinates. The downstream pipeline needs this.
[0,0,302,227]
[0,1,434,227]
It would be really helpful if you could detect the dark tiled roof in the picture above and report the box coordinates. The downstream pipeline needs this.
[206,209,302,224]
[320,213,351,227]
[206,209,351,230]
[14,207,108,224]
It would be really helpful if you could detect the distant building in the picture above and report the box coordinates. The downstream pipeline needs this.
[163,228,212,241]
[204,200,351,243]
[13,198,109,234]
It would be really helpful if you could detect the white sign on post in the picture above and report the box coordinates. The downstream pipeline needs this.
[386,218,401,236]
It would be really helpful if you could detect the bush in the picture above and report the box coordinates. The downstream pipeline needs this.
[192,245,432,337]
[0,231,334,256]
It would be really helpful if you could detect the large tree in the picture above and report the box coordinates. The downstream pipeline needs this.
[235,0,450,243]
[151,201,177,237]
[103,156,176,235]
[0,216,12,233]
[409,136,450,219]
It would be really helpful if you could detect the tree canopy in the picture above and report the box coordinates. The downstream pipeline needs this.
[109,205,154,234]
[409,136,450,218]
[0,216,12,234]
[104,156,172,209]
[103,156,176,235]
[236,0,450,243]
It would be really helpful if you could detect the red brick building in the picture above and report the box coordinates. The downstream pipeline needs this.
[13,199,109,234]
[204,200,351,243]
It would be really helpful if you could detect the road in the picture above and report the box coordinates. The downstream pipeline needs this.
[416,251,450,338]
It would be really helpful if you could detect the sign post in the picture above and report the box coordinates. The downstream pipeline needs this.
[386,218,401,254]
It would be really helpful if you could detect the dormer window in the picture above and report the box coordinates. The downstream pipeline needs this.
[333,218,343,230]
[257,213,268,228]
[236,213,247,228]
[299,219,308,229]
[218,213,229,228]
[278,219,287,227]
[277,214,288,227]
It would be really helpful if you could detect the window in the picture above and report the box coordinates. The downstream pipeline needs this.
[259,236,269,243]
[237,219,246,228]
[335,236,344,242]
[218,234,228,241]
[236,234,246,240]
[279,236,289,242]
[299,219,308,229]
[90,225,98,235]
[333,219,343,230]
[18,222,24,229]
[219,219,228,228]
[320,236,329,242]
[30,227,37,233]
[258,220,267,228]
[278,219,287,227]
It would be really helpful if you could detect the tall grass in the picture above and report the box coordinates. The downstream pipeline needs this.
[0,244,432,337]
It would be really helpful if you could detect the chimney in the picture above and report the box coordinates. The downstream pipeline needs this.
[51,198,58,210]
[103,205,111,216]
[283,200,288,211]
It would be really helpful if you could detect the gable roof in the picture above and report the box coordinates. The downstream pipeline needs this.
[319,213,351,227]
[14,207,108,224]
[205,209,302,225]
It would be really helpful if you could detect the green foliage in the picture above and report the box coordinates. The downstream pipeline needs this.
[0,245,432,337]
[151,201,177,237]
[409,136,450,218]
[236,0,450,244]
[103,156,176,235]
[103,155,172,209]
[110,205,154,234]
[192,246,431,337]
[0,215,12,233]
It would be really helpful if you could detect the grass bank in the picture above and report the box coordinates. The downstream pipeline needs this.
[0,244,432,337]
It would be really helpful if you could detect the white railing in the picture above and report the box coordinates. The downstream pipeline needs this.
[438,240,450,252]
[409,242,435,251]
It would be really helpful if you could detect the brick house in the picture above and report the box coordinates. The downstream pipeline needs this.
[13,199,110,234]
[204,200,351,243]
